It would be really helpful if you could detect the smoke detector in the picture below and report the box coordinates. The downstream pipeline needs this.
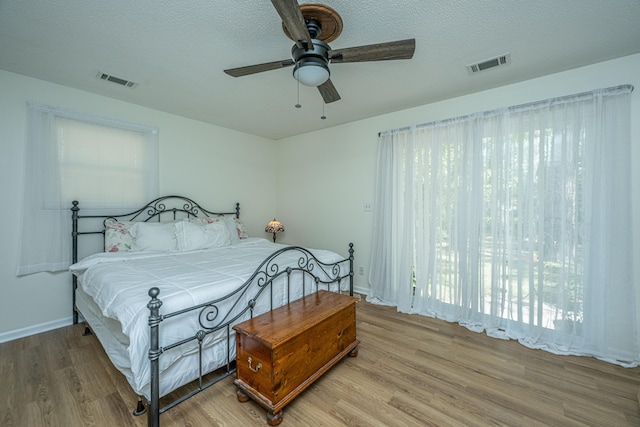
[466,53,511,74]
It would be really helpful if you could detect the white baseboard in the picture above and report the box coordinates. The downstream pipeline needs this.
[0,317,74,344]
[353,285,370,297]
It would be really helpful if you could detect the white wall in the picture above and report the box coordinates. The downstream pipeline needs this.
[2,53,639,340]
[0,70,277,338]
[276,53,640,300]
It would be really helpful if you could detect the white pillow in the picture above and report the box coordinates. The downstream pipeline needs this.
[176,220,231,251]
[184,216,240,244]
[130,222,178,252]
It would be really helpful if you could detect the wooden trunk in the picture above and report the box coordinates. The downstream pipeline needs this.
[233,290,359,425]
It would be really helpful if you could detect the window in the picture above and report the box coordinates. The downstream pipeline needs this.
[412,122,584,330]
[56,117,157,208]
[17,104,158,275]
[370,86,637,366]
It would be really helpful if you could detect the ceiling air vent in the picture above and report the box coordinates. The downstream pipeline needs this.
[466,53,511,75]
[97,72,137,88]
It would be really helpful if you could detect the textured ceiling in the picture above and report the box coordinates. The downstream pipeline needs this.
[1,1,639,140]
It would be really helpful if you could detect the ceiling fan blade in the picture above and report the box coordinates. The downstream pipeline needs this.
[317,79,341,104]
[270,0,312,49]
[224,59,295,77]
[329,38,416,63]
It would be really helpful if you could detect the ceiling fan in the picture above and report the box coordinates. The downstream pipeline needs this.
[223,1,416,104]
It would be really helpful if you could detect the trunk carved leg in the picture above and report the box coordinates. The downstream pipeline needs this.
[236,389,250,403]
[267,411,283,426]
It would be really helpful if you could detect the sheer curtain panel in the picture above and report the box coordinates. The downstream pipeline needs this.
[16,104,159,276]
[369,86,638,366]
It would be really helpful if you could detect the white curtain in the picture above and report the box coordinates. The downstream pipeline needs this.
[369,85,638,366]
[16,104,159,276]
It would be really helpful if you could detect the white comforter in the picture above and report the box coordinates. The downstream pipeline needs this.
[70,237,346,397]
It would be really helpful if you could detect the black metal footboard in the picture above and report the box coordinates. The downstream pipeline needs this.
[145,244,354,427]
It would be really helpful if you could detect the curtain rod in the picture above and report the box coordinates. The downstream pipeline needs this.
[378,84,634,137]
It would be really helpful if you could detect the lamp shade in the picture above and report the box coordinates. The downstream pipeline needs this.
[265,218,284,243]
[265,219,284,234]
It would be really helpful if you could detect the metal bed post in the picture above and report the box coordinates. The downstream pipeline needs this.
[147,287,163,427]
[348,243,354,296]
[71,201,80,324]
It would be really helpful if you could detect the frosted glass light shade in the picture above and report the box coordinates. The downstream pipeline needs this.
[293,62,330,87]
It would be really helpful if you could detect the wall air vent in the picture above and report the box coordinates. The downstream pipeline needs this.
[466,53,511,75]
[97,72,138,88]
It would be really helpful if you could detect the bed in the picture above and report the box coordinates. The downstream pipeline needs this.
[69,196,354,426]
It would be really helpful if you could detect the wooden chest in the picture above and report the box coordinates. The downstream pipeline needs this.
[233,290,359,425]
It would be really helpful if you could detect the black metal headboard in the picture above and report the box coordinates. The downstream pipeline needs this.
[71,195,240,324]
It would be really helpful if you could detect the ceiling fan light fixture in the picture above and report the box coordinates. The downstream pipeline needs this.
[223,2,416,105]
[293,58,330,86]
[291,39,331,87]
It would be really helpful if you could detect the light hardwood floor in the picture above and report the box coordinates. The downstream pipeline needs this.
[1,298,639,426]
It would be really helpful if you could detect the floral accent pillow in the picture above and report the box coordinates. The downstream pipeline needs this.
[104,220,135,252]
[233,218,249,239]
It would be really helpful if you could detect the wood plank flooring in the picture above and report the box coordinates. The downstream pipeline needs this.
[1,298,638,426]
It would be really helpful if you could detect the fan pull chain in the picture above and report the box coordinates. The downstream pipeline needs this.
[295,78,302,109]
[321,101,326,120]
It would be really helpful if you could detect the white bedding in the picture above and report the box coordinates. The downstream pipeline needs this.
[70,237,346,398]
